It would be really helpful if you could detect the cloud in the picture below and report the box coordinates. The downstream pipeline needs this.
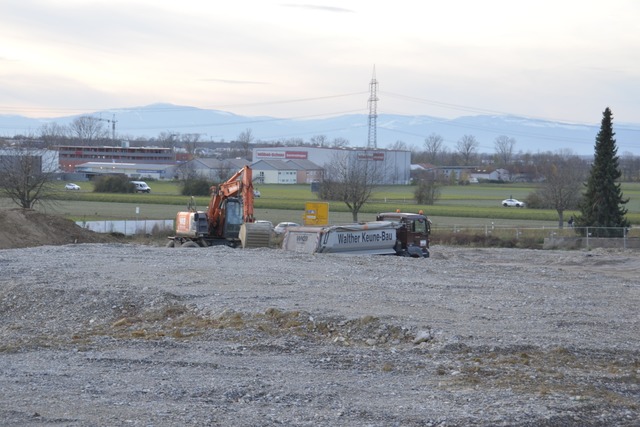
[2,0,639,124]
[281,3,354,13]
[201,78,268,85]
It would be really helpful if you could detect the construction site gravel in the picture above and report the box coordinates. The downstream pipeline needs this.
[1,223,639,425]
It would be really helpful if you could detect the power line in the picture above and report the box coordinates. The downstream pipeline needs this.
[2,90,638,134]
[114,108,367,132]
[378,90,636,129]
[0,91,369,116]
[204,91,368,109]
[380,91,510,117]
[1,88,639,150]
[379,113,593,144]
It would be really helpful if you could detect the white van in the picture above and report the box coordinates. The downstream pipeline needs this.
[131,181,151,193]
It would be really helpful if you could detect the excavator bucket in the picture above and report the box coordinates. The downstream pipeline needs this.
[239,222,273,248]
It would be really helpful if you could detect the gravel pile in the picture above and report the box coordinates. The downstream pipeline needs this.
[0,209,116,249]
[1,243,638,426]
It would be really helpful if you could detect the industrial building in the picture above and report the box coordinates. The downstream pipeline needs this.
[57,145,177,172]
[74,162,175,180]
[0,148,60,173]
[252,146,411,185]
[251,159,324,184]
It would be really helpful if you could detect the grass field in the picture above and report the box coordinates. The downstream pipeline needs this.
[5,180,638,228]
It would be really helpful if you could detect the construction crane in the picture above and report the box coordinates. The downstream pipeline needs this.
[94,114,117,141]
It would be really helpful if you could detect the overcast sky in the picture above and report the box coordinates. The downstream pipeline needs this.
[2,0,639,125]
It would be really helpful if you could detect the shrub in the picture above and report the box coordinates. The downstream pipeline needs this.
[524,192,547,209]
[414,180,440,205]
[181,178,212,196]
[316,181,341,201]
[93,175,135,193]
[430,230,542,249]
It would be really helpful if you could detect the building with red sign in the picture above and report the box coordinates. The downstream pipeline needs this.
[251,159,324,184]
[253,146,410,184]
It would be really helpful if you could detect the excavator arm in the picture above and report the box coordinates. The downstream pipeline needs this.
[171,165,268,248]
[206,166,255,237]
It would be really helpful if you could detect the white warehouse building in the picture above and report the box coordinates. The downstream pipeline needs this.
[252,146,411,185]
[0,148,60,173]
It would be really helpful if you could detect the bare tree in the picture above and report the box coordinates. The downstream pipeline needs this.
[494,135,516,167]
[424,133,444,164]
[389,140,408,151]
[157,131,180,149]
[69,116,108,145]
[330,137,349,148]
[534,153,587,228]
[39,122,69,146]
[310,135,328,147]
[237,128,253,159]
[456,135,478,166]
[620,152,640,182]
[174,161,197,181]
[216,162,232,182]
[180,133,201,157]
[319,151,383,221]
[0,146,59,209]
[279,137,304,147]
[424,133,444,165]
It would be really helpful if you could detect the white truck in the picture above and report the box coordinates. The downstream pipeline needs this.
[282,212,430,257]
[131,181,151,193]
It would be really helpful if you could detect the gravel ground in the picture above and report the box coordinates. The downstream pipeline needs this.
[0,243,639,426]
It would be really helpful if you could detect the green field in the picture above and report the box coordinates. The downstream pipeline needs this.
[6,180,639,227]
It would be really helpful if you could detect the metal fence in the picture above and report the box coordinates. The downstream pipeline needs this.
[432,225,639,250]
[76,219,638,249]
[77,219,174,236]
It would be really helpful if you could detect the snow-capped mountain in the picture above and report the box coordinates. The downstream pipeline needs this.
[1,103,639,155]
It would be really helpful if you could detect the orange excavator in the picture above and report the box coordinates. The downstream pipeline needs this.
[167,166,270,248]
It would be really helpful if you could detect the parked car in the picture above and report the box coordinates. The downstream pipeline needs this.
[64,183,81,190]
[502,198,525,207]
[253,189,261,198]
[274,222,300,234]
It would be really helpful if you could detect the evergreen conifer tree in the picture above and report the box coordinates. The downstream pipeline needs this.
[576,107,629,237]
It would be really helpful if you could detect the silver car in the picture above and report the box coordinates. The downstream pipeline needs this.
[502,198,525,207]
[274,222,300,234]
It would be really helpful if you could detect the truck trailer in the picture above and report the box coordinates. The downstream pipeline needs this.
[282,212,430,257]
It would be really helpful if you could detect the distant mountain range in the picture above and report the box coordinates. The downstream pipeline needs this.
[1,103,639,156]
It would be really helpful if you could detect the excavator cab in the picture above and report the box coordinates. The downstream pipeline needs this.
[168,165,270,248]
[220,197,243,240]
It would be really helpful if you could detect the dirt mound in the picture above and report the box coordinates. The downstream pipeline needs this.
[0,209,115,249]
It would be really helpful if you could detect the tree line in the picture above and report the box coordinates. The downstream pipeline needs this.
[4,114,640,183]
[0,109,633,236]
[317,108,630,233]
